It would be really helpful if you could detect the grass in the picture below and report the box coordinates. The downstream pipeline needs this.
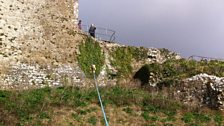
[182,112,212,125]
[0,86,223,125]
[214,113,223,126]
[88,116,97,125]
[123,107,133,114]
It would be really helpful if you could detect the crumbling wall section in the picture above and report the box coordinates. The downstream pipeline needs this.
[174,74,224,110]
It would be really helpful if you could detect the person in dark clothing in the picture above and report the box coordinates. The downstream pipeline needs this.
[89,24,96,38]
[78,20,82,30]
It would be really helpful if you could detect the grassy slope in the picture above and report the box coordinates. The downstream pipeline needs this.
[0,86,223,126]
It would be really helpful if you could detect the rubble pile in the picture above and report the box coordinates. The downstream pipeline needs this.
[176,73,224,110]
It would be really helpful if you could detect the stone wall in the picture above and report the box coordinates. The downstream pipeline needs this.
[0,0,181,90]
[0,0,86,89]
[175,74,224,110]
[0,0,79,62]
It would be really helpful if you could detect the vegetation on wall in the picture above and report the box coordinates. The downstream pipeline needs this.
[135,59,224,86]
[159,48,176,59]
[110,47,133,77]
[127,46,148,61]
[77,37,105,78]
[110,46,148,77]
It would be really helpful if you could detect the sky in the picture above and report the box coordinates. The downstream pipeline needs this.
[79,0,224,58]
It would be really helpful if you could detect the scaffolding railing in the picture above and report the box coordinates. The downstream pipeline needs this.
[81,25,116,42]
[188,55,224,61]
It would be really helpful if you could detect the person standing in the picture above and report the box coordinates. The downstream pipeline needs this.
[89,24,96,38]
[78,20,82,30]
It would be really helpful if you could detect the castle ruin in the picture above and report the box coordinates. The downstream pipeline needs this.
[0,0,79,61]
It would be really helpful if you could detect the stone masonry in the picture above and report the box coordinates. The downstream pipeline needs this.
[176,74,224,110]
[0,0,85,89]
[0,0,79,62]
[0,0,181,90]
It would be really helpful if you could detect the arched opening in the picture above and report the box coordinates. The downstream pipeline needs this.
[133,65,150,86]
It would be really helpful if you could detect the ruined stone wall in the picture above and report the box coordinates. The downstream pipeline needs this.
[0,0,85,89]
[0,0,79,62]
[0,0,181,90]
[176,74,224,110]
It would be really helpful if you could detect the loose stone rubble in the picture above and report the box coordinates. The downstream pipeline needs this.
[176,73,224,110]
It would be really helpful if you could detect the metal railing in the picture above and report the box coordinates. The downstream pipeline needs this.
[188,55,224,61]
[81,25,116,42]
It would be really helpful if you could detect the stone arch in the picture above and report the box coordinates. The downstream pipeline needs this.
[133,65,150,86]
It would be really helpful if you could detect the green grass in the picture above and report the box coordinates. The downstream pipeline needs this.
[88,116,97,125]
[142,111,150,121]
[214,113,224,126]
[39,112,50,119]
[182,113,194,123]
[123,107,133,114]
[71,112,81,121]
[148,115,160,122]
[0,86,223,125]
[77,37,105,78]
[181,112,213,126]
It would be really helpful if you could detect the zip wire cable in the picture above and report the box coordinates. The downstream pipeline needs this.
[92,65,109,126]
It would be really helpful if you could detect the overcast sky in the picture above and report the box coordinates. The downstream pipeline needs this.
[79,0,224,58]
